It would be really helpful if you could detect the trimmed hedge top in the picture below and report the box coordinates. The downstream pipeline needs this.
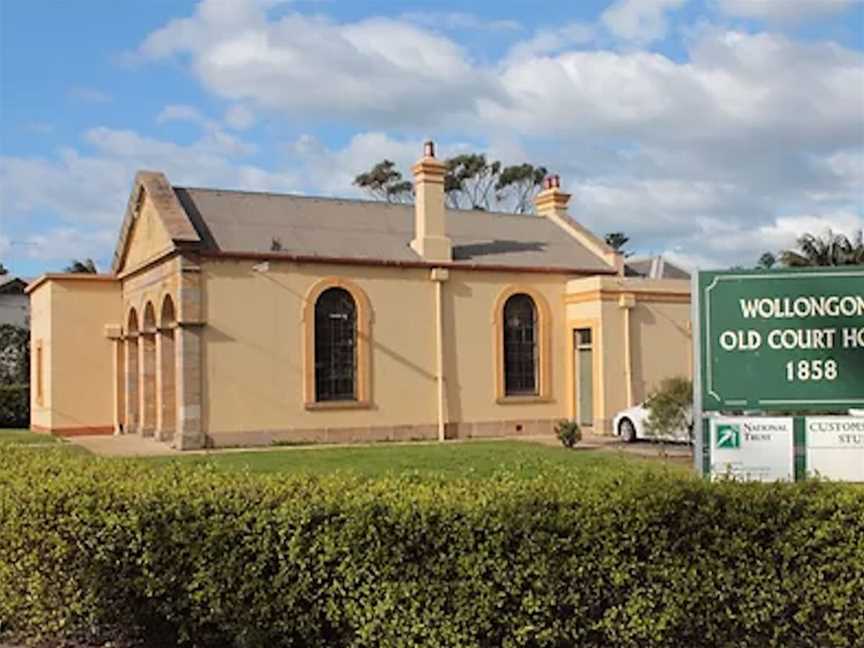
[1,447,862,647]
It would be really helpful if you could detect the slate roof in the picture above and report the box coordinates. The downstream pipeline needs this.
[625,256,690,280]
[172,187,615,273]
[0,276,30,294]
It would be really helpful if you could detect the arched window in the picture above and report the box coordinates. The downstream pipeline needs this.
[503,294,538,396]
[314,287,357,401]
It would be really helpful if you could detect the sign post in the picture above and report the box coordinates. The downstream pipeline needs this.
[693,267,864,481]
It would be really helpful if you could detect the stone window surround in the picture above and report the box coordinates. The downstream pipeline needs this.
[302,277,372,411]
[492,285,553,404]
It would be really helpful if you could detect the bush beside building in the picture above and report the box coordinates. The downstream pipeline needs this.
[0,323,29,427]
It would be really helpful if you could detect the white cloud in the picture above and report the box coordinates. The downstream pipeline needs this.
[601,0,688,45]
[666,210,864,270]
[20,227,118,266]
[224,104,256,130]
[717,0,859,21]
[156,104,207,125]
[485,30,864,148]
[0,124,298,272]
[401,11,520,32]
[505,23,596,61]
[286,131,423,197]
[138,2,495,128]
[0,230,10,261]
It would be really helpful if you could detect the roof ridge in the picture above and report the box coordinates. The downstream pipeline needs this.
[175,185,540,219]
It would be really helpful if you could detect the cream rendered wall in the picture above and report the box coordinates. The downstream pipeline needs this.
[598,299,629,431]
[200,260,437,438]
[199,259,573,442]
[629,299,691,403]
[29,283,52,431]
[442,270,570,426]
[566,276,691,434]
[29,278,121,433]
[122,194,174,271]
[121,256,181,321]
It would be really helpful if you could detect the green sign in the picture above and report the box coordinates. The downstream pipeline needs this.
[697,267,864,413]
[715,423,741,448]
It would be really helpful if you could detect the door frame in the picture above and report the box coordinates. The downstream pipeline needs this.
[566,319,602,429]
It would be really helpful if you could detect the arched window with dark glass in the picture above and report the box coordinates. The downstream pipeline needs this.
[315,287,357,401]
[503,294,538,396]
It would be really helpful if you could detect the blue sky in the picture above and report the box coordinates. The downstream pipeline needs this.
[1,0,863,277]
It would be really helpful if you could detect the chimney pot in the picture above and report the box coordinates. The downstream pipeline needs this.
[424,140,436,158]
[552,174,560,189]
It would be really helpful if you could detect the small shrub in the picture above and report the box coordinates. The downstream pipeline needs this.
[645,376,692,440]
[555,419,582,448]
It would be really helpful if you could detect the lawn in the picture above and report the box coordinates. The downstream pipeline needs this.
[0,427,61,445]
[145,440,692,481]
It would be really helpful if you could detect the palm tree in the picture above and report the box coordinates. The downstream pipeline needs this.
[64,258,98,273]
[780,230,863,267]
[756,252,776,269]
[604,232,632,257]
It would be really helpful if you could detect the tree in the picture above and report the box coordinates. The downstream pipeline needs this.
[604,232,631,257]
[780,229,864,267]
[444,154,501,211]
[353,160,413,203]
[64,258,98,273]
[0,262,7,275]
[756,252,776,270]
[846,229,864,265]
[354,154,551,214]
[495,163,548,214]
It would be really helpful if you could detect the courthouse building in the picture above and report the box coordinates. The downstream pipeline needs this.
[28,143,691,449]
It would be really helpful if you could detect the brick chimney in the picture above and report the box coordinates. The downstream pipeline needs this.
[534,174,569,218]
[535,174,624,274]
[410,141,452,263]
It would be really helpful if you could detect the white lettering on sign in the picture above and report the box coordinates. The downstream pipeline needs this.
[718,293,863,385]
[739,295,864,319]
[842,327,864,348]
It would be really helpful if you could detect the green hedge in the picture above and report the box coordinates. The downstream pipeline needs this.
[1,448,862,647]
[0,384,28,427]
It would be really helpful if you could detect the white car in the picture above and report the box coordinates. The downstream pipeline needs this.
[613,403,692,443]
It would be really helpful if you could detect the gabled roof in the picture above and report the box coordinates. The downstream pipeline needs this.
[0,276,29,294]
[110,171,618,275]
[625,256,690,280]
[173,187,616,273]
[112,171,201,273]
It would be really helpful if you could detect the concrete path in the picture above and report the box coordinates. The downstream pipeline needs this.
[71,434,505,458]
[68,430,692,461]
[517,432,693,460]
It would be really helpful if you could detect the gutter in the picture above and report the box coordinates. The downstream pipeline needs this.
[25,273,118,295]
[198,249,618,276]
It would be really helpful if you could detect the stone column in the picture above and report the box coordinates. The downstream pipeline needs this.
[124,335,139,434]
[112,337,125,435]
[155,326,176,442]
[139,330,157,437]
[174,323,204,450]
